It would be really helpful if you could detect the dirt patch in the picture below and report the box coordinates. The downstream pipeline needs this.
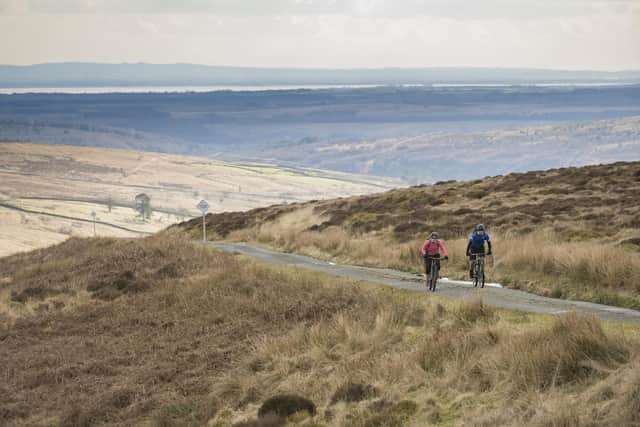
[86,270,147,300]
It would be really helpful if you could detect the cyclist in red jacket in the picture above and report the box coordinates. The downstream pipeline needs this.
[421,231,449,288]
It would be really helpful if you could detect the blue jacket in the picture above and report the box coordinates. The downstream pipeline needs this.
[468,231,490,252]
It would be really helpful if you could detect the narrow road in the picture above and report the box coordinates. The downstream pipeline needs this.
[210,242,640,324]
[0,201,153,235]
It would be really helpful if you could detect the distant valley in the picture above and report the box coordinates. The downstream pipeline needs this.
[1,85,639,182]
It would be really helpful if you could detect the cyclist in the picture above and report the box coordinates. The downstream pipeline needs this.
[466,224,492,278]
[421,231,449,288]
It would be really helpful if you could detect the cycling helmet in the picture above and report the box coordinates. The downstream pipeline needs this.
[430,231,439,238]
[476,224,485,231]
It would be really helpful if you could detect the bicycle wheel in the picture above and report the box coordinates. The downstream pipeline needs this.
[473,261,479,287]
[480,262,485,288]
[431,261,439,292]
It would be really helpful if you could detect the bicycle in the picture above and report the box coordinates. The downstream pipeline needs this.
[471,253,486,288]
[425,256,445,292]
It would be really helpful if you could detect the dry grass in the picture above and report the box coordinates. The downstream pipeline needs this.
[0,236,376,426]
[1,235,640,426]
[211,297,638,427]
[494,232,640,304]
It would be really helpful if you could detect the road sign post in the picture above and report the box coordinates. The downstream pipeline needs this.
[91,211,96,237]
[197,200,209,242]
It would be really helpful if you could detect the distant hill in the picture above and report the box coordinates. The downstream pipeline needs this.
[1,63,639,87]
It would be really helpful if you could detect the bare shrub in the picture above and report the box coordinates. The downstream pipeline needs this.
[258,394,316,418]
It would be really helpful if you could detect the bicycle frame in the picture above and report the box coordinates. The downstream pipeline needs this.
[472,254,486,288]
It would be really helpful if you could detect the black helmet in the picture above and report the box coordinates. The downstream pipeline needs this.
[430,231,438,238]
[476,224,485,231]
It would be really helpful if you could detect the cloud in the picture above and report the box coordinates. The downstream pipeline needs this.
[0,0,637,70]
[1,0,636,20]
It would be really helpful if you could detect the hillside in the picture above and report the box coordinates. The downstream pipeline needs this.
[0,142,398,257]
[249,116,640,182]
[173,161,640,308]
[2,87,639,184]
[2,235,640,426]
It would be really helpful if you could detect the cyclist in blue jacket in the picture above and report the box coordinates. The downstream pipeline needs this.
[466,224,492,278]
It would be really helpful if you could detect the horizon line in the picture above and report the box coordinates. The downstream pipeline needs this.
[1,62,639,74]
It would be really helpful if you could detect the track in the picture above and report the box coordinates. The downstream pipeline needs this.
[0,201,153,235]
[209,242,640,324]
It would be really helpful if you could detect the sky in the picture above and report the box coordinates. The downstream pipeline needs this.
[1,0,639,70]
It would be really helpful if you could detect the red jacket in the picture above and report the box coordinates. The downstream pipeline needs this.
[421,239,448,257]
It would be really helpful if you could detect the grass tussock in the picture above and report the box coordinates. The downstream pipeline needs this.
[487,313,629,392]
[497,232,640,285]
[207,292,638,426]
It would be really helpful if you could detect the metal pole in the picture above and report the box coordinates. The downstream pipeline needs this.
[91,211,97,237]
[202,213,206,242]
[197,200,209,243]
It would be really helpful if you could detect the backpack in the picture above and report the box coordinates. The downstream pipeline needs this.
[425,239,438,255]
[470,232,488,249]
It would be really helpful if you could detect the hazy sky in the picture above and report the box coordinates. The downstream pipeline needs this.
[1,0,638,70]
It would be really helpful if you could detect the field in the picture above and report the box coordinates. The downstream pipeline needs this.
[1,235,640,427]
[173,161,640,309]
[0,206,139,257]
[0,142,397,256]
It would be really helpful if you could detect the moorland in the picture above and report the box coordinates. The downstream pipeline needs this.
[174,161,640,309]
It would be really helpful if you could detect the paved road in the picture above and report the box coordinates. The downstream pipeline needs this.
[210,242,640,324]
[0,201,153,235]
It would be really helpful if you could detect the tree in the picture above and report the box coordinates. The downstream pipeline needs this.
[134,193,152,220]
